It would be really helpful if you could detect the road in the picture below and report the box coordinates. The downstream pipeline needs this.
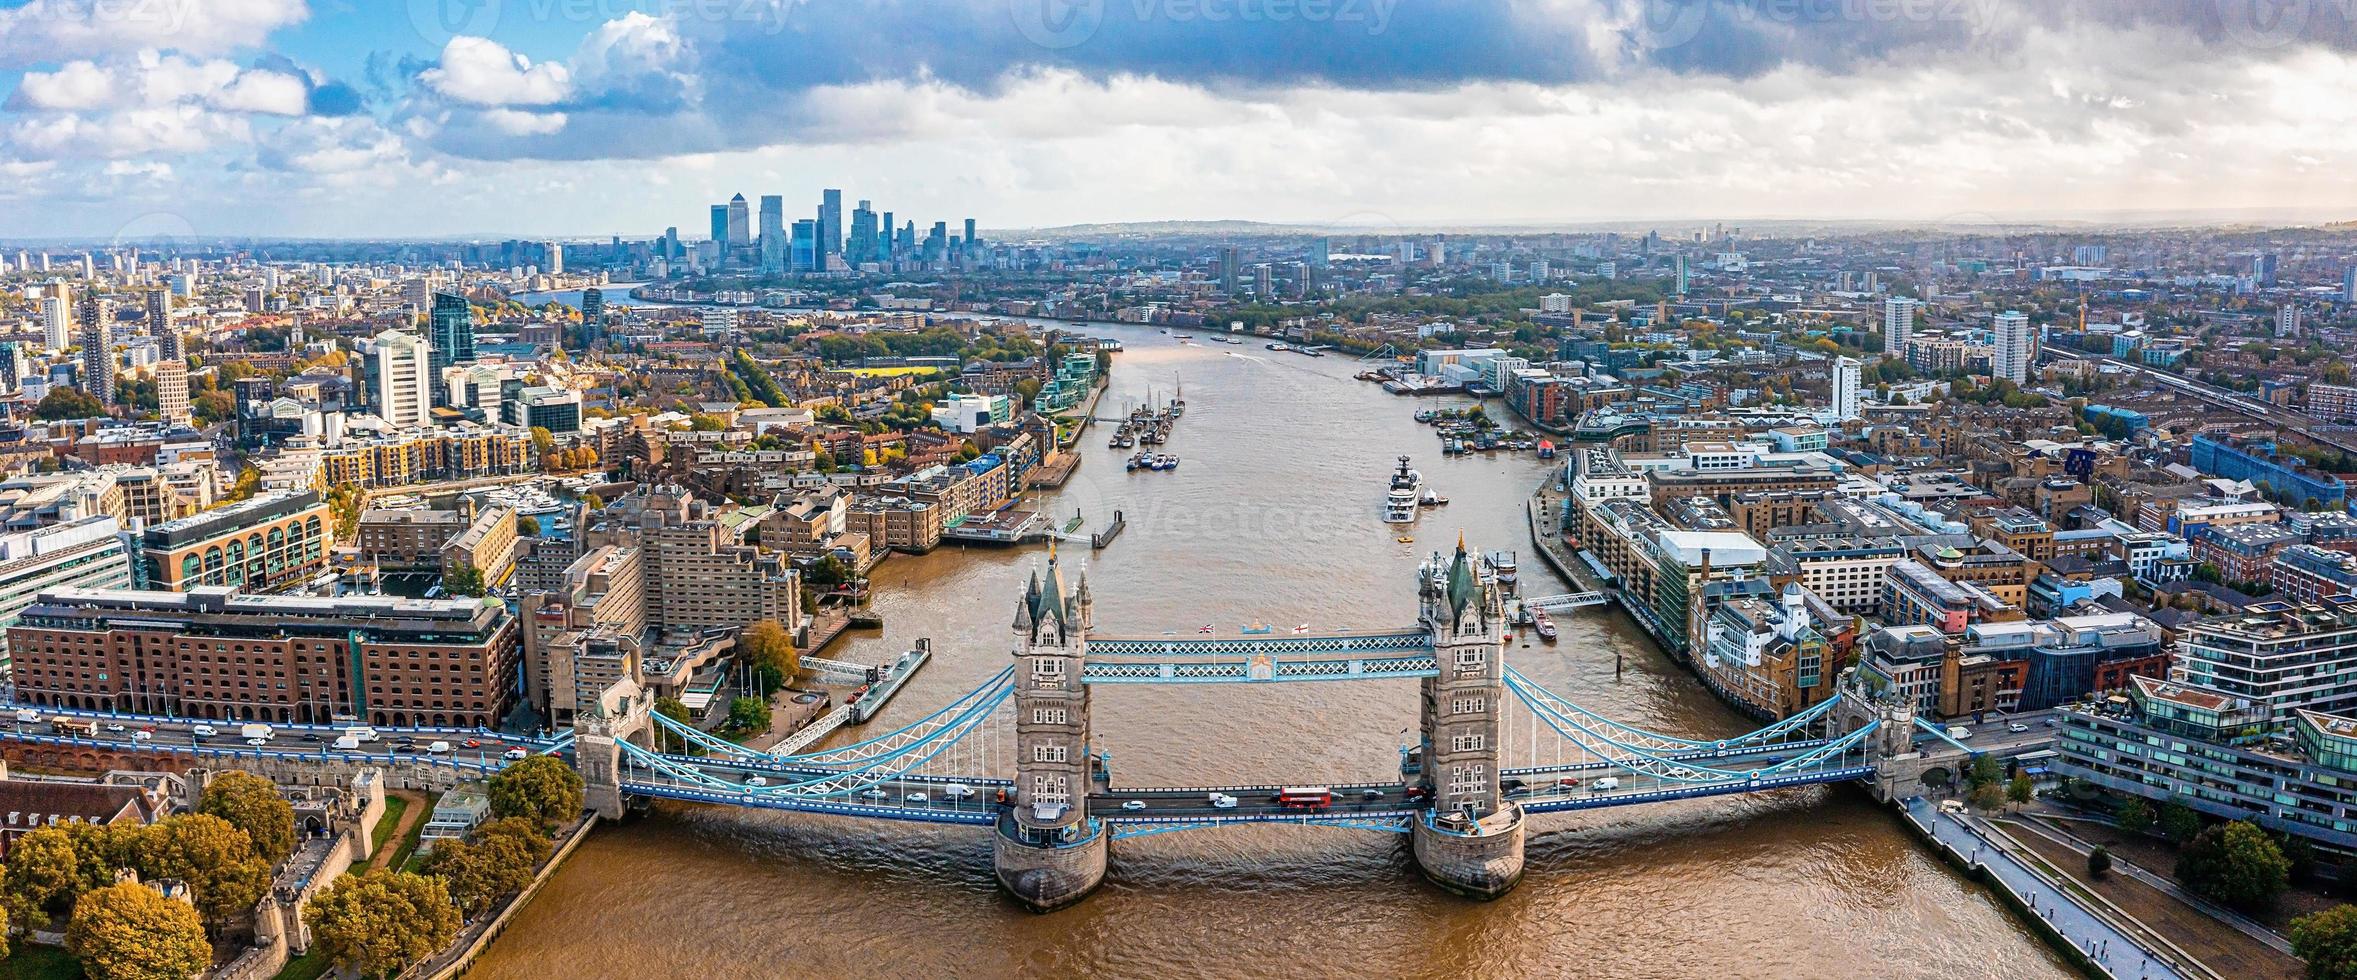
[1,709,533,770]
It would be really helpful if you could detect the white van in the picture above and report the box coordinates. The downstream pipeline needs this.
[342,727,380,744]
[239,723,274,742]
[425,740,453,755]
[1591,777,1621,791]
[13,708,39,723]
[943,783,976,800]
[332,735,362,750]
[192,724,217,737]
[1209,793,1239,809]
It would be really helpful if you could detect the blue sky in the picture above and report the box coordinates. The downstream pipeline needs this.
[3,0,2357,238]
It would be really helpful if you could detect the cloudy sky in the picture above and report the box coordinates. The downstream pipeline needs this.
[1,0,2354,239]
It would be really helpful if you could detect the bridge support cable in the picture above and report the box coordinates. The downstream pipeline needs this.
[784,667,1016,767]
[620,683,1015,799]
[1501,666,1841,752]
[1505,679,1882,785]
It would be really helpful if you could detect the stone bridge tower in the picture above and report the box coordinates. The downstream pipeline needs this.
[1412,539,1526,899]
[576,677,655,819]
[1829,664,1935,803]
[994,549,1106,912]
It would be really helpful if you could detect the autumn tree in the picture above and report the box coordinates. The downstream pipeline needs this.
[424,818,549,918]
[305,869,460,978]
[2292,904,2357,980]
[3,825,83,930]
[487,755,585,828]
[133,813,271,930]
[67,884,210,980]
[197,770,296,865]
[738,619,799,681]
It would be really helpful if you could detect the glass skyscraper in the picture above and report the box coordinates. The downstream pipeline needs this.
[428,292,476,388]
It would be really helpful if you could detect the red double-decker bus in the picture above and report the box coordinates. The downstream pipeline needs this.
[1276,786,1333,808]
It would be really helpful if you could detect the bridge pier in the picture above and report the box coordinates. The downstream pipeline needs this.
[1412,805,1526,900]
[993,815,1108,913]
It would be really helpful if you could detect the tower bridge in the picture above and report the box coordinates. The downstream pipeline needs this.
[0,540,1950,913]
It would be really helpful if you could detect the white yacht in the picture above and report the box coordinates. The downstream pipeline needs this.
[1384,456,1422,524]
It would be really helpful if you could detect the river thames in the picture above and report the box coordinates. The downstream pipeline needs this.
[469,324,2070,978]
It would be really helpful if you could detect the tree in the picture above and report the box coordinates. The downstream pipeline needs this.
[2115,798,2157,838]
[423,820,546,919]
[2005,775,2035,809]
[4,825,83,930]
[66,884,210,980]
[1969,782,2007,811]
[134,813,271,929]
[1967,753,2001,789]
[653,696,691,753]
[2292,904,2357,980]
[32,387,108,421]
[738,619,799,680]
[2087,846,2114,880]
[305,869,460,979]
[487,755,585,828]
[444,562,486,598]
[197,771,297,866]
[2159,799,2204,844]
[224,467,260,503]
[727,696,771,736]
[2177,820,2291,912]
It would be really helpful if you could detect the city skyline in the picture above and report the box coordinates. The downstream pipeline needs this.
[7,2,2357,237]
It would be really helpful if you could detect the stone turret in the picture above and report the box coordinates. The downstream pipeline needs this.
[995,547,1106,912]
[1412,538,1525,899]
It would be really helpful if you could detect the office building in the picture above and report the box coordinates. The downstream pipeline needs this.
[758,195,785,273]
[819,189,843,261]
[140,490,331,593]
[0,518,136,674]
[8,586,519,727]
[427,292,476,383]
[790,220,817,272]
[368,329,434,429]
[726,193,750,247]
[1991,310,2030,384]
[709,204,728,243]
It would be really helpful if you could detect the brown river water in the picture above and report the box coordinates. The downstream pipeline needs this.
[469,325,2069,979]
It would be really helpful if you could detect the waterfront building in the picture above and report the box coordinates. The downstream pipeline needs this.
[2056,677,2357,875]
[1766,536,1908,615]
[1646,529,1768,658]
[315,426,533,490]
[139,490,330,593]
[2176,602,2357,727]
[1856,624,1950,716]
[444,504,520,585]
[849,495,944,554]
[1700,584,1840,719]
[355,508,468,571]
[10,586,517,726]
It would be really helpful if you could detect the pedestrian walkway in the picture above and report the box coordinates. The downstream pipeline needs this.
[1904,798,2203,980]
[2013,813,2295,958]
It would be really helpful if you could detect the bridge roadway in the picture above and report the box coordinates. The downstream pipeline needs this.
[0,705,553,770]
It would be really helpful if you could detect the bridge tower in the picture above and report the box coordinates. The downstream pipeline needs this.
[576,678,654,819]
[1411,539,1525,899]
[994,549,1106,912]
[1830,665,1934,803]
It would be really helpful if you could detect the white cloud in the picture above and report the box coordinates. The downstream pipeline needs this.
[481,108,569,136]
[12,54,307,116]
[0,0,308,69]
[420,37,573,107]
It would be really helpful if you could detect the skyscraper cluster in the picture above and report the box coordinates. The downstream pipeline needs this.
[702,188,981,275]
